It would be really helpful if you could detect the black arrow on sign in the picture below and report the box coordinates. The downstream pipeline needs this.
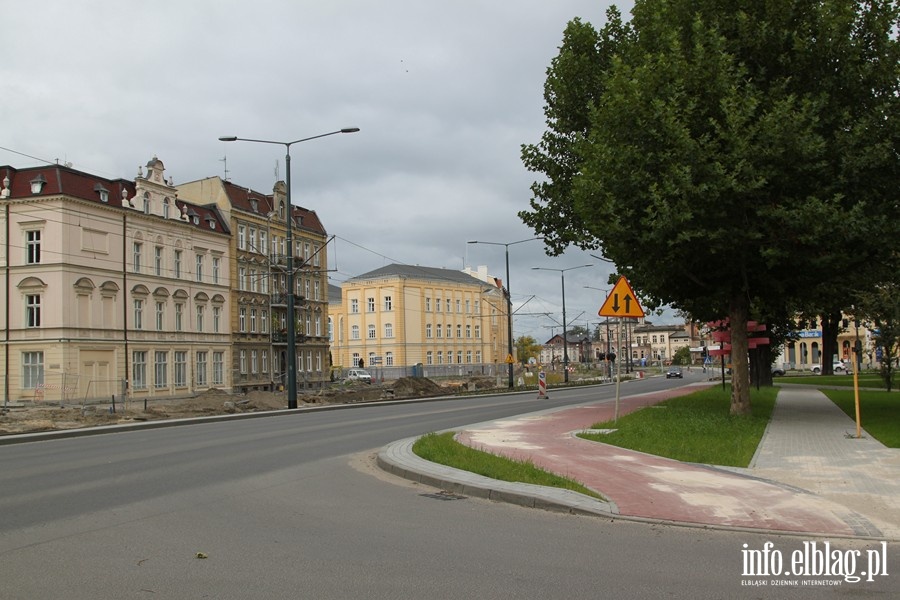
[612,294,620,313]
[625,295,632,314]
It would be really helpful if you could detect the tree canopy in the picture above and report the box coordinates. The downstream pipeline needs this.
[521,0,899,414]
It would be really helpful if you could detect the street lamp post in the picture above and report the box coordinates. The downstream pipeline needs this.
[467,238,541,389]
[219,128,359,409]
[532,264,592,383]
[584,286,613,379]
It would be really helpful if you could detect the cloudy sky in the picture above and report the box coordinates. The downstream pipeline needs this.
[2,0,667,342]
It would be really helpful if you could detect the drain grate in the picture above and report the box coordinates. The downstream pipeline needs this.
[419,490,467,501]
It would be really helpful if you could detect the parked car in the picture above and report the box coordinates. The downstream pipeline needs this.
[810,361,846,374]
[666,366,683,379]
[345,368,372,383]
[771,365,786,377]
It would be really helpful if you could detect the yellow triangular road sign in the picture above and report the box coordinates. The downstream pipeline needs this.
[505,353,515,364]
[598,276,645,318]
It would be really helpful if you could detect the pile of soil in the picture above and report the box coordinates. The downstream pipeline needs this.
[0,376,500,436]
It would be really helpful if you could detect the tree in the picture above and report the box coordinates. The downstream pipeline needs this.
[855,284,900,391]
[521,0,899,415]
[515,336,544,365]
[672,346,692,366]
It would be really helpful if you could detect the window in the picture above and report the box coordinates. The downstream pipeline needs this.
[436,324,442,338]
[212,257,220,284]
[474,300,480,314]
[314,280,320,301]
[315,316,322,337]
[259,231,267,255]
[384,323,393,338]
[133,299,143,330]
[174,250,182,278]
[466,351,472,364]
[174,351,187,386]
[239,308,247,332]
[352,353,360,368]
[475,325,481,338]
[456,324,462,338]
[196,305,204,332]
[476,351,482,363]
[367,297,375,312]
[26,230,41,264]
[426,324,432,338]
[251,350,258,374]
[351,325,360,340]
[436,298,441,312]
[132,351,147,389]
[26,294,41,327]
[238,225,246,250]
[195,254,204,282]
[155,246,163,276]
[313,244,320,267]
[437,351,443,364]
[457,351,462,364]
[426,351,433,365]
[350,299,359,314]
[466,324,471,338]
[425,297,431,312]
[240,350,247,374]
[196,351,207,386]
[261,350,268,375]
[384,296,392,311]
[212,352,224,385]
[156,302,165,331]
[132,242,142,273]
[154,351,168,388]
[213,306,221,333]
[316,351,322,372]
[238,267,247,291]
[261,310,268,334]
[465,299,470,313]
[163,197,170,218]
[456,299,461,313]
[175,303,184,331]
[367,324,376,339]
[446,299,451,312]
[22,351,44,389]
[386,352,394,366]
[249,228,258,253]
[250,309,257,333]
[260,272,268,294]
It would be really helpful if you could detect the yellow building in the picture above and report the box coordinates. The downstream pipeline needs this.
[329,264,508,378]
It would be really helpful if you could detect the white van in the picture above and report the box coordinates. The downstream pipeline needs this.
[346,368,372,384]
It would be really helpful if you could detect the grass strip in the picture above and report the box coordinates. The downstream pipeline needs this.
[412,431,604,500]
[821,389,900,448]
[578,385,777,467]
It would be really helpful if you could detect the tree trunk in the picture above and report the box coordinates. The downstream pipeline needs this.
[729,295,751,416]
[820,311,842,375]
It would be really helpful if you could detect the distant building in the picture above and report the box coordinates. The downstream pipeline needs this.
[329,264,508,378]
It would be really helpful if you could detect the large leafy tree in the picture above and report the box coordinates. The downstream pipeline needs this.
[521,0,899,414]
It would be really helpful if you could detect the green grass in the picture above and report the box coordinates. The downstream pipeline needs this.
[781,373,887,388]
[821,389,900,447]
[578,386,778,467]
[412,431,604,499]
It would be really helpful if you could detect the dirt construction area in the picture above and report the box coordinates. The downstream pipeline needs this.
[0,376,503,437]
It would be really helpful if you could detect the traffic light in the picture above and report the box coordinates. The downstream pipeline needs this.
[607,352,616,362]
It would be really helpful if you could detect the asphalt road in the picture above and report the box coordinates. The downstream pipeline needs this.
[1,373,895,599]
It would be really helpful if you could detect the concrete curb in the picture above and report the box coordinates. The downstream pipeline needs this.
[376,437,620,517]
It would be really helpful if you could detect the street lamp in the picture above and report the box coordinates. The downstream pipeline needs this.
[467,237,541,389]
[584,285,614,376]
[219,128,359,409]
[532,264,593,382]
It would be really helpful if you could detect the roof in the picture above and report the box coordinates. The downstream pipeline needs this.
[347,264,495,288]
[222,180,326,235]
[1,163,229,234]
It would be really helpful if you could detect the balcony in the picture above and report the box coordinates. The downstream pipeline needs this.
[270,293,305,307]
